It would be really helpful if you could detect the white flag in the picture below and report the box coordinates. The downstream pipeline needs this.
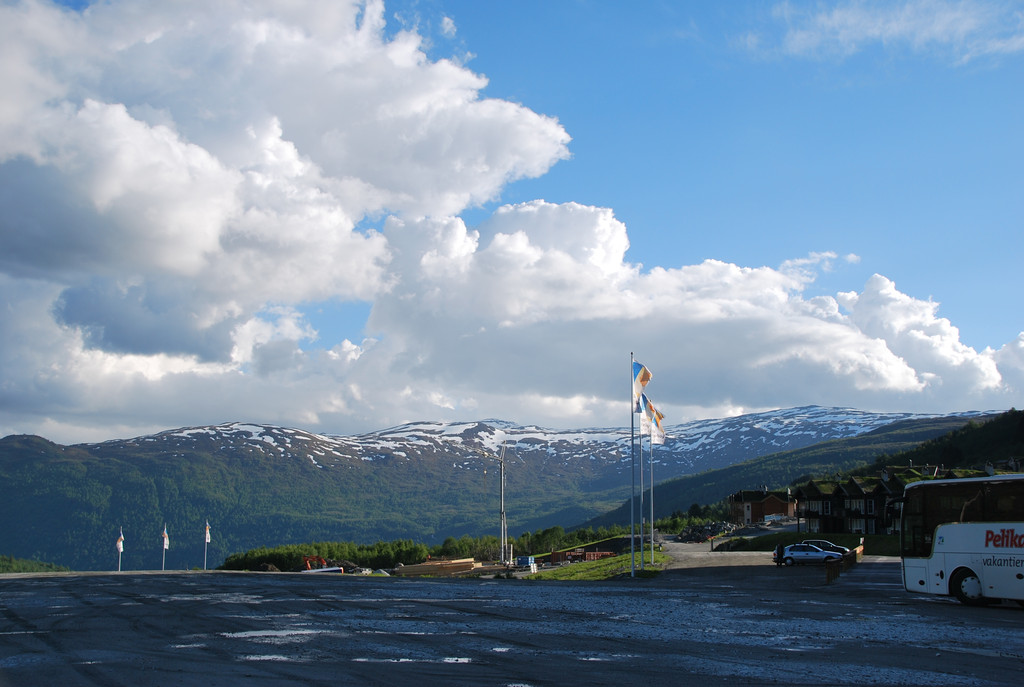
[205,521,211,544]
[116,528,124,553]
[640,393,666,445]
[162,525,169,550]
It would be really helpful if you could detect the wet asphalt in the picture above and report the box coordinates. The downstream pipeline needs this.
[1,556,1023,686]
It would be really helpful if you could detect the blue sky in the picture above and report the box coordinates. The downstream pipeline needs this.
[1,0,1022,443]
[425,0,1022,351]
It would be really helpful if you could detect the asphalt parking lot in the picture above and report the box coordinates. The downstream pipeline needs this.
[2,555,1023,686]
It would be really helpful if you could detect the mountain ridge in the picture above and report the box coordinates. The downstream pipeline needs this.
[0,405,997,571]
[77,404,984,477]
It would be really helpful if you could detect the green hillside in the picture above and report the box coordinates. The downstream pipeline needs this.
[0,430,624,571]
[0,555,69,574]
[582,412,1009,528]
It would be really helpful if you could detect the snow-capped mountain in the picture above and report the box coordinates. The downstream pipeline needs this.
[0,405,992,571]
[126,405,972,482]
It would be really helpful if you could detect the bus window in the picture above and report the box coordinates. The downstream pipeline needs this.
[987,482,1021,520]
[900,492,931,558]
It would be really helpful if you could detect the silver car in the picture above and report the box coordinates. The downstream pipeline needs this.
[776,543,842,566]
[801,539,851,554]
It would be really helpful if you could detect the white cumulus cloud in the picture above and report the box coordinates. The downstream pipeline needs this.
[0,0,1020,444]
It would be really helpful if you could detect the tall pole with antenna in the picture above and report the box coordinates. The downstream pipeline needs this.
[499,441,508,565]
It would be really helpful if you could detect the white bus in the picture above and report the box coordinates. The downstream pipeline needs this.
[900,474,1024,605]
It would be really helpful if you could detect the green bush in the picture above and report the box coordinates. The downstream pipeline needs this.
[0,554,69,573]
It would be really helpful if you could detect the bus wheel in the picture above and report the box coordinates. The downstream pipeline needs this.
[950,568,987,606]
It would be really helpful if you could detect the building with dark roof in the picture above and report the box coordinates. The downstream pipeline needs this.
[733,462,1021,535]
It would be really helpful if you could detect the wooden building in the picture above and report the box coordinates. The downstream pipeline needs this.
[728,488,796,524]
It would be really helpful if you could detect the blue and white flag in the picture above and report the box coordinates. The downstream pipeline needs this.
[632,360,652,412]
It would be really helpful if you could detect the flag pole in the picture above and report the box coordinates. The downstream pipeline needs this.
[650,439,656,565]
[204,521,209,571]
[629,352,636,578]
[639,420,645,572]
[162,524,167,571]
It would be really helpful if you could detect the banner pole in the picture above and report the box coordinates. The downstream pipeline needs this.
[630,352,636,578]
[650,440,656,565]
[639,415,645,572]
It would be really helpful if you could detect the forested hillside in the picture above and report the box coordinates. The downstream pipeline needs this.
[851,408,1024,476]
[583,413,1008,528]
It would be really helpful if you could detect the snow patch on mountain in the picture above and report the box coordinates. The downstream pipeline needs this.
[90,405,994,485]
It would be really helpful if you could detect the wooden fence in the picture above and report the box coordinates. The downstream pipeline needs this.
[825,539,865,584]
